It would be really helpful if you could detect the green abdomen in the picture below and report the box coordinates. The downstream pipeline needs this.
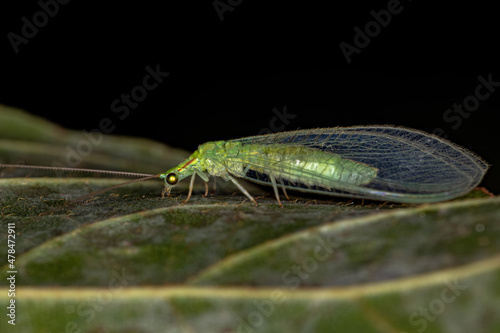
[223,144,378,188]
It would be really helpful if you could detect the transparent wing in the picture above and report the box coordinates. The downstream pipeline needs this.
[213,126,488,203]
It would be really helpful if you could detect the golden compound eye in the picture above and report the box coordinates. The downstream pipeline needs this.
[166,173,178,185]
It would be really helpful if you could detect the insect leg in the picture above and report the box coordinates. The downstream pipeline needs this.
[203,181,209,197]
[212,179,217,194]
[183,173,197,204]
[226,174,258,206]
[203,178,217,196]
[281,184,290,201]
[269,175,283,207]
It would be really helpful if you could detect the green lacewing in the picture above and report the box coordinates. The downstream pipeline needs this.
[0,126,489,206]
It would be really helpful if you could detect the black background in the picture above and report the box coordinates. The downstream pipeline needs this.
[1,1,499,193]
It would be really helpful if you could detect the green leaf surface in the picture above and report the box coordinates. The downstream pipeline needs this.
[0,105,499,333]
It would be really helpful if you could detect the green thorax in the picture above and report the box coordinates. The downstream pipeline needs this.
[159,141,230,183]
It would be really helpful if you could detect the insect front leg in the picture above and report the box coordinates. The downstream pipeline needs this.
[193,170,210,198]
[183,173,197,204]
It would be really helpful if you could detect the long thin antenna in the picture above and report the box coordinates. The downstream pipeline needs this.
[0,164,156,178]
[70,175,161,204]
[1,163,163,214]
[34,174,161,216]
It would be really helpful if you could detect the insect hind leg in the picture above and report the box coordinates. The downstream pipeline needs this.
[269,175,284,207]
[282,188,290,201]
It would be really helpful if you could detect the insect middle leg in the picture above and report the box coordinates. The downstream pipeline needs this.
[203,181,209,197]
[226,174,258,206]
[202,178,217,197]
